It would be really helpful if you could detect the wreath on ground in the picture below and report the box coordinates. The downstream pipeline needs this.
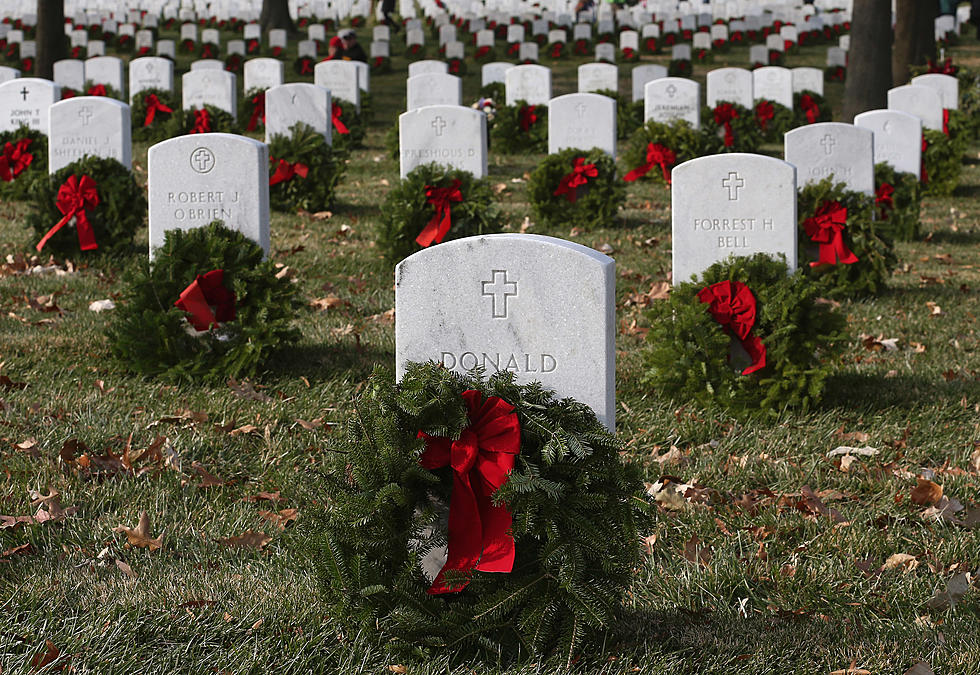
[527,147,624,229]
[198,41,219,59]
[447,57,466,75]
[268,123,346,213]
[825,65,845,82]
[330,99,365,152]
[225,53,244,72]
[642,253,845,416]
[406,43,425,59]
[693,48,712,63]
[83,81,123,100]
[107,222,300,381]
[0,125,46,201]
[371,54,391,73]
[295,55,316,75]
[621,119,702,188]
[700,102,762,153]
[668,57,691,77]
[474,45,495,62]
[240,88,266,132]
[920,128,962,197]
[797,177,895,298]
[642,35,659,53]
[489,101,547,154]
[594,89,643,141]
[753,99,795,142]
[621,46,639,62]
[165,104,238,136]
[26,156,146,256]
[573,37,591,56]
[308,362,651,662]
[545,41,565,59]
[479,82,505,103]
[793,90,830,126]
[130,87,177,143]
[873,162,921,242]
[378,163,503,264]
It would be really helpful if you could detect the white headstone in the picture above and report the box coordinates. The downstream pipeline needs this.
[265,82,331,144]
[399,105,488,178]
[395,234,616,430]
[85,56,125,96]
[888,84,944,131]
[792,67,824,96]
[48,96,131,173]
[854,109,922,180]
[54,59,86,91]
[482,61,513,86]
[0,77,60,132]
[408,59,447,77]
[244,57,284,92]
[407,72,462,110]
[548,93,616,157]
[314,60,361,110]
[518,42,539,63]
[910,73,959,110]
[182,69,237,116]
[128,57,174,101]
[595,43,617,63]
[578,62,618,93]
[752,66,792,107]
[826,46,847,67]
[505,64,551,105]
[631,64,667,102]
[645,76,700,129]
[0,66,19,84]
[707,67,753,108]
[784,122,875,195]
[190,59,225,71]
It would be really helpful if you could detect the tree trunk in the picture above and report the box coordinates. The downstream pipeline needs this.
[36,0,66,80]
[893,0,940,85]
[842,0,892,121]
[260,0,295,34]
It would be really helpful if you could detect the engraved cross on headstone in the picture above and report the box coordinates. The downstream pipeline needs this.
[820,133,836,155]
[192,147,214,172]
[481,269,518,319]
[575,103,587,118]
[666,84,677,98]
[722,171,744,200]
[432,115,446,136]
[78,106,93,125]
[20,87,29,101]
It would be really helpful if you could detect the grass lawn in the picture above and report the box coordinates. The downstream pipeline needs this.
[2,21,980,675]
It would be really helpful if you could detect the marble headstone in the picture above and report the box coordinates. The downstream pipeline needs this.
[399,105,487,178]
[910,73,958,110]
[578,62,618,93]
[244,57,284,92]
[707,67,752,108]
[505,64,551,105]
[792,67,823,96]
[182,69,237,116]
[265,83,331,144]
[85,56,125,96]
[645,77,700,129]
[408,59,447,77]
[0,66,19,85]
[854,109,922,179]
[548,93,617,157]
[887,85,943,132]
[314,60,361,109]
[482,61,513,86]
[407,73,462,110]
[752,66,792,107]
[784,122,874,195]
[53,59,85,92]
[48,96,131,172]
[631,64,667,102]
[0,77,60,132]
[128,57,173,101]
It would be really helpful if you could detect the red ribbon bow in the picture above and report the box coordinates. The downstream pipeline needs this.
[174,269,237,331]
[713,103,738,147]
[623,142,676,184]
[697,281,767,375]
[799,93,819,124]
[331,103,349,135]
[201,44,215,58]
[418,390,521,594]
[87,83,107,96]
[476,45,491,58]
[942,108,950,137]
[921,137,929,184]
[518,104,537,132]
[875,183,894,220]
[416,179,462,247]
[754,100,774,132]
[269,157,309,186]
[553,157,597,203]
[299,58,313,74]
[623,46,635,59]
[0,138,33,181]
[803,200,858,267]
[36,175,99,252]
[143,94,173,127]
[191,108,211,134]
[247,92,266,131]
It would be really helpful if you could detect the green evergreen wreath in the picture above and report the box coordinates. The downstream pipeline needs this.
[268,123,347,212]
[489,101,548,154]
[594,89,643,140]
[107,222,300,381]
[797,177,895,298]
[130,87,178,143]
[528,148,624,229]
[25,156,145,256]
[165,104,238,137]
[0,125,47,201]
[82,81,123,101]
[642,253,845,416]
[330,99,365,152]
[793,90,831,126]
[700,102,762,153]
[753,99,795,142]
[667,58,692,77]
[620,119,703,187]
[240,87,267,132]
[920,128,961,197]
[378,163,503,264]
[307,362,651,662]
[873,162,921,242]
[479,82,505,102]
[943,108,969,158]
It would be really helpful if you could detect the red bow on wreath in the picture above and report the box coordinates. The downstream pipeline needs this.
[942,108,950,137]
[269,157,309,186]
[476,45,491,58]
[299,58,314,74]
[36,175,99,252]
[875,183,894,220]
[143,94,173,127]
[416,179,462,247]
[803,200,858,267]
[754,100,774,132]
[697,280,767,375]
[331,103,349,135]
[518,104,537,132]
[553,157,597,203]
[921,137,929,184]
[623,142,676,184]
[201,44,215,58]
[622,46,635,59]
[417,389,521,594]
[246,92,265,131]
[0,138,33,181]
[799,93,820,124]
[87,83,107,96]
[174,269,237,331]
[191,108,211,134]
[713,103,738,147]
[550,43,563,57]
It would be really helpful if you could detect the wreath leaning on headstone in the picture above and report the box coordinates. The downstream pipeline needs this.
[873,162,921,242]
[527,147,625,229]
[700,102,762,153]
[642,253,846,416]
[26,156,146,256]
[594,88,643,141]
[920,123,964,197]
[329,99,365,152]
[268,123,347,213]
[621,119,703,188]
[793,90,831,127]
[130,87,178,143]
[797,177,895,298]
[307,362,652,662]
[240,88,267,132]
[107,221,300,381]
[752,98,795,142]
[0,125,47,201]
[378,163,503,265]
[489,100,548,154]
[165,104,239,137]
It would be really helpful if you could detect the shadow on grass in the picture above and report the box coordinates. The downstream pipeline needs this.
[818,372,975,412]
[266,340,392,383]
[918,226,980,245]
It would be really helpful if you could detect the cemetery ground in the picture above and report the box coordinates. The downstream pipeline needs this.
[3,31,980,675]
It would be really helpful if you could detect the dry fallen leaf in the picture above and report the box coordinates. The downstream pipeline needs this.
[242,491,283,504]
[926,572,972,610]
[115,559,137,578]
[911,477,943,506]
[683,534,712,567]
[227,378,273,402]
[30,640,63,671]
[190,461,231,488]
[88,299,116,312]
[218,531,272,551]
[113,512,164,551]
[388,666,407,674]
[258,508,299,531]
[905,661,935,675]
[883,553,919,572]
[30,488,78,524]
[309,295,349,311]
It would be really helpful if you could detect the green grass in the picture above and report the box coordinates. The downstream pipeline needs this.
[3,23,980,675]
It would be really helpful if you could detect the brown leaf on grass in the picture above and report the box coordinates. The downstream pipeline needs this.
[652,445,687,466]
[229,424,259,436]
[241,491,283,504]
[904,663,934,675]
[969,444,980,474]
[683,535,712,567]
[309,295,349,311]
[911,477,943,506]
[861,334,900,352]
[883,553,919,572]
[27,293,62,314]
[113,512,164,551]
[115,559,137,578]
[227,378,273,402]
[30,640,65,671]
[367,308,395,323]
[2,542,33,558]
[190,461,231,488]
[798,485,846,523]
[30,488,78,524]
[259,508,298,530]
[1,514,34,530]
[829,661,871,675]
[217,531,272,551]
[925,572,972,610]
[624,281,671,308]
[0,374,27,390]
[295,418,323,430]
[388,666,408,674]
[641,533,658,555]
